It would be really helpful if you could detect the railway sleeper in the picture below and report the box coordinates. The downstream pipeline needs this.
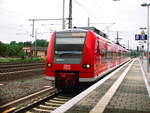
[48,99,66,104]
[32,108,52,113]
[57,95,72,99]
[45,102,62,106]
[39,104,57,110]
[53,97,70,101]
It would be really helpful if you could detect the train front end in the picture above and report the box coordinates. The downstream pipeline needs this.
[45,30,95,89]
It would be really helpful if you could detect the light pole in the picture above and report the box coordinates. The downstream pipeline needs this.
[68,0,72,29]
[34,29,38,57]
[141,3,150,73]
[62,0,65,30]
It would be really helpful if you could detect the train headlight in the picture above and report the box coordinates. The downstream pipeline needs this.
[82,64,91,69]
[47,63,52,68]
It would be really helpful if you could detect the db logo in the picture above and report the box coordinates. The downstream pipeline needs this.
[63,64,71,70]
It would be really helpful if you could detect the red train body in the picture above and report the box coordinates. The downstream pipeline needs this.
[45,28,130,88]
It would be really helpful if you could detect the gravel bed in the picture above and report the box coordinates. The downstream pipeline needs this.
[0,73,52,106]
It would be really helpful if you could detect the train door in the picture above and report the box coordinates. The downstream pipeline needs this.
[111,46,117,67]
[99,42,108,73]
[107,45,112,69]
[95,39,100,74]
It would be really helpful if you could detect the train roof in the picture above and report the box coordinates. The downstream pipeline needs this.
[55,28,88,33]
[76,27,108,39]
[55,27,107,38]
[54,28,129,52]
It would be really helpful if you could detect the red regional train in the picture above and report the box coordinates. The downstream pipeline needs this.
[45,27,130,89]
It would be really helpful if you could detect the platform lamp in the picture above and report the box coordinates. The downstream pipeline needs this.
[141,3,150,73]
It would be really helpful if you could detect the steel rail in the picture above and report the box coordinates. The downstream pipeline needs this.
[1,87,57,113]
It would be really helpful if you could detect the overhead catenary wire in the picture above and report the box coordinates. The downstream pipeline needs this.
[73,0,101,23]
[93,0,102,9]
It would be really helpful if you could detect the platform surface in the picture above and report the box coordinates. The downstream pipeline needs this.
[65,59,150,113]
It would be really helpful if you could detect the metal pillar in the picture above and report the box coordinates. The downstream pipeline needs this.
[141,3,150,72]
[147,6,150,72]
[62,0,65,30]
[68,0,72,29]
[88,17,90,27]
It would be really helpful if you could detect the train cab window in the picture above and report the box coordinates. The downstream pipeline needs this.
[54,31,87,64]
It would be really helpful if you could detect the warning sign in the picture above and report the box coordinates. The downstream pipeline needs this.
[141,30,145,35]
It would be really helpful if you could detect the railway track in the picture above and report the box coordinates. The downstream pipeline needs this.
[1,88,83,113]
[0,62,44,66]
[0,62,45,81]
[0,62,44,67]
[0,62,45,73]
[0,65,45,73]
[16,92,73,113]
[0,87,59,113]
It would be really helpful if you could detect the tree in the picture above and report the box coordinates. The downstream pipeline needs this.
[18,42,24,46]
[0,41,28,57]
[0,41,7,57]
[10,41,17,45]
[33,39,48,47]
[5,45,24,57]
[23,41,32,47]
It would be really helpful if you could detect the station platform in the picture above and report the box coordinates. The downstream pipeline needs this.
[53,59,150,113]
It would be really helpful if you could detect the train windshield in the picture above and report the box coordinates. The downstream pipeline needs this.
[54,31,87,64]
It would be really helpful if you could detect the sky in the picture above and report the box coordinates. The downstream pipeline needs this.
[0,0,150,50]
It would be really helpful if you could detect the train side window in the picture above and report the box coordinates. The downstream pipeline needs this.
[101,49,106,63]
[118,52,121,57]
[107,51,110,58]
[112,52,115,60]
[107,51,111,59]
[107,50,112,62]
[115,52,117,58]
[96,41,100,54]
[112,52,114,59]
